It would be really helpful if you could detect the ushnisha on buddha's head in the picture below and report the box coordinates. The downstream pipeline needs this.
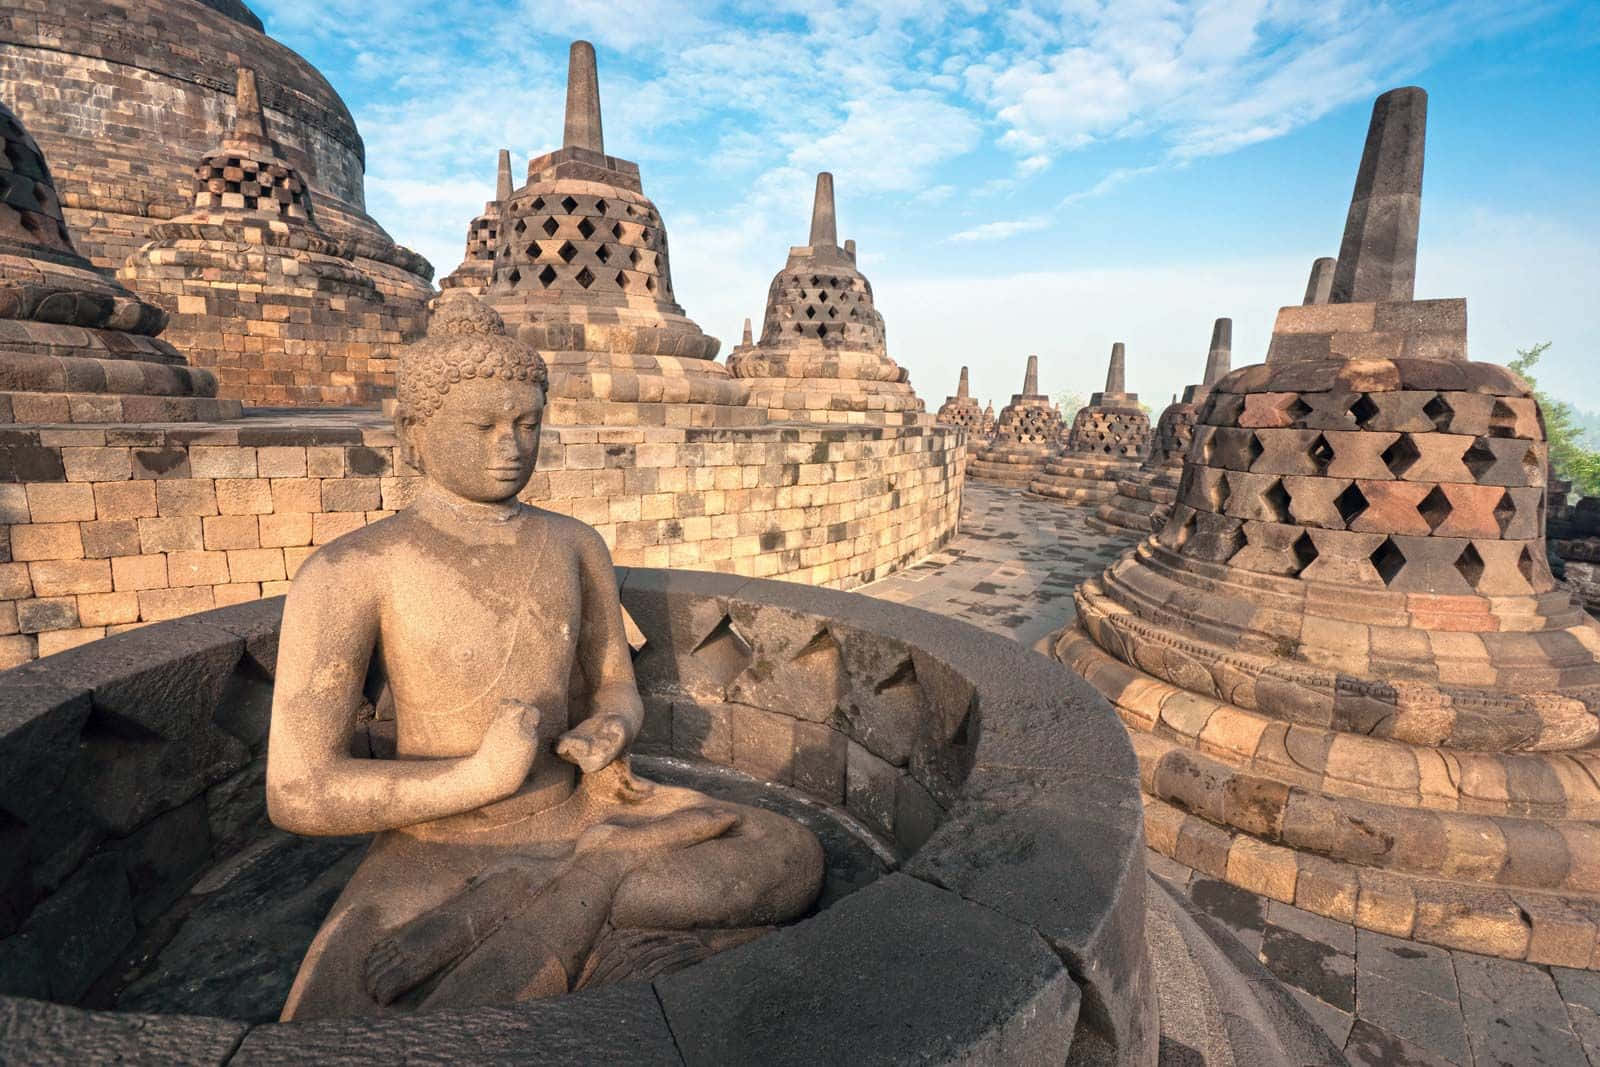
[397,292,549,503]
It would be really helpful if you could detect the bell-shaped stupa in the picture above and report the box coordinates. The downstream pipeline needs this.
[484,41,744,425]
[440,150,513,295]
[1092,319,1231,534]
[935,366,983,433]
[965,355,1062,486]
[0,97,232,423]
[729,172,921,422]
[120,67,418,407]
[1029,342,1152,505]
[1054,87,1600,964]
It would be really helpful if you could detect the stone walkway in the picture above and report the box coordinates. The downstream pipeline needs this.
[863,482,1600,1067]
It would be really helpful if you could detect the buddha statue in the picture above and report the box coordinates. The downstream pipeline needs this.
[265,291,824,1019]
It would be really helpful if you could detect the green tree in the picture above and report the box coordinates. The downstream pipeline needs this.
[1508,342,1600,497]
[1054,390,1087,417]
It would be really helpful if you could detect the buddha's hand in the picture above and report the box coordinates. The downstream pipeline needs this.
[470,699,543,799]
[555,713,630,773]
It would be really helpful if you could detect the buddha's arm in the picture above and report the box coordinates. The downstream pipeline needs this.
[266,551,537,836]
[573,528,645,741]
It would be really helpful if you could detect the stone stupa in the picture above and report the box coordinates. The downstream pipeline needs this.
[1092,320,1231,534]
[1304,256,1337,306]
[1054,87,1600,965]
[934,366,983,433]
[965,355,1061,487]
[439,150,513,295]
[120,67,417,407]
[0,97,233,424]
[728,172,921,422]
[980,400,996,438]
[1029,342,1152,506]
[483,41,747,425]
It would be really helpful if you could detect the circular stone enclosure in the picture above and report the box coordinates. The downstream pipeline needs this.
[0,571,1154,1065]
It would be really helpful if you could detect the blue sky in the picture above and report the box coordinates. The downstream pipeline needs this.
[255,0,1600,412]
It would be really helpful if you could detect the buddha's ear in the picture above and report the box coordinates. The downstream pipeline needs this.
[396,411,426,474]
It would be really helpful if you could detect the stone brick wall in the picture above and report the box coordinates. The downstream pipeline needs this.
[0,413,963,667]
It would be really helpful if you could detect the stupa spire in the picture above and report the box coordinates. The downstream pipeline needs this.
[809,172,838,248]
[1303,257,1336,305]
[1331,87,1425,303]
[1203,318,1232,385]
[495,149,513,201]
[562,41,605,154]
[742,317,753,345]
[1105,343,1126,394]
[958,365,970,399]
[1022,354,1039,395]
[224,67,271,152]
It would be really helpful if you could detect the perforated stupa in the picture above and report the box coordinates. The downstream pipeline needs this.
[728,172,921,422]
[439,150,513,296]
[0,96,232,423]
[1053,87,1600,965]
[1029,342,1152,506]
[935,366,983,433]
[1092,320,1231,534]
[965,355,1062,487]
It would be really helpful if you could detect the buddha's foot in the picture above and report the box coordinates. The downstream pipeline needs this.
[363,867,535,1006]
[575,925,773,989]
[574,806,739,874]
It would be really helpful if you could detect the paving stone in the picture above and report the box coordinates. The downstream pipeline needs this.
[1260,923,1356,1012]
[1269,897,1358,955]
[1286,983,1356,1050]
[1357,927,1460,1002]
[1344,1017,1461,1067]
[1461,991,1586,1067]
[1186,876,1268,957]
[1452,952,1569,1023]
[1356,971,1470,1065]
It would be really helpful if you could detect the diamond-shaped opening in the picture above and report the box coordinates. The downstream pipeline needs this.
[577,218,595,239]
[816,323,829,338]
[615,270,627,289]
[542,217,560,237]
[1349,393,1380,427]
[1287,397,1313,423]
[1518,545,1536,585]
[827,306,837,319]
[575,266,595,289]
[645,276,656,292]
[1454,543,1485,588]
[525,241,540,258]
[613,222,625,240]
[557,241,577,263]
[560,196,578,214]
[818,290,829,303]
[625,204,636,216]
[1246,432,1263,469]
[1462,437,1496,481]
[595,244,611,263]
[1290,532,1319,576]
[531,197,546,211]
[1307,434,1334,473]
[1370,537,1406,585]
[1382,434,1422,477]
[594,198,608,215]
[538,265,558,287]
[629,248,641,267]
[1522,443,1543,478]
[792,322,803,334]
[1494,490,1516,535]
[1335,482,1369,526]
[507,266,521,286]
[1263,479,1293,523]
[1417,486,1452,532]
[809,275,820,286]
[1489,400,1518,438]
[1423,394,1453,432]
[513,218,527,235]
[804,306,816,319]
[641,228,653,243]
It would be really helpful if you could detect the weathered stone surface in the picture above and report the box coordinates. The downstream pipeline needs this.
[1331,88,1427,305]
[0,998,246,1067]
[656,873,1077,1066]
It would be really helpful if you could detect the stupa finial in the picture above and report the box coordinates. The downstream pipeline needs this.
[742,317,753,345]
[563,41,605,154]
[1203,318,1232,385]
[225,67,271,151]
[496,149,513,201]
[958,365,970,399]
[1303,257,1336,305]
[809,172,838,248]
[1105,343,1126,394]
[1022,354,1039,395]
[1331,87,1426,303]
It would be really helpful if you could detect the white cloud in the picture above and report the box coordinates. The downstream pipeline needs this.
[946,216,1053,242]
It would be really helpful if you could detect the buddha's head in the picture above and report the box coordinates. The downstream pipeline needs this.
[397,292,549,503]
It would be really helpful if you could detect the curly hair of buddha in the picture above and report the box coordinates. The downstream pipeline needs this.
[397,292,548,423]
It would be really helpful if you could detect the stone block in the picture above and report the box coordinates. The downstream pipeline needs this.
[258,512,312,548]
[76,592,140,628]
[0,998,249,1065]
[255,446,307,478]
[791,720,846,805]
[111,554,167,592]
[312,511,366,544]
[321,477,380,512]
[845,739,898,839]
[189,446,257,479]
[730,704,794,784]
[227,549,286,584]
[214,479,273,516]
[203,515,260,551]
[138,586,216,623]
[671,701,732,764]
[17,598,77,633]
[19,852,134,1002]
[167,550,231,588]
[25,483,95,523]
[270,478,322,513]
[28,559,111,598]
[92,481,157,521]
[35,628,104,657]
[655,874,1075,1066]
[10,524,83,562]
[79,520,142,559]
[60,447,132,483]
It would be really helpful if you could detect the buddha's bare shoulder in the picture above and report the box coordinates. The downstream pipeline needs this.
[523,505,613,562]
[281,512,417,605]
